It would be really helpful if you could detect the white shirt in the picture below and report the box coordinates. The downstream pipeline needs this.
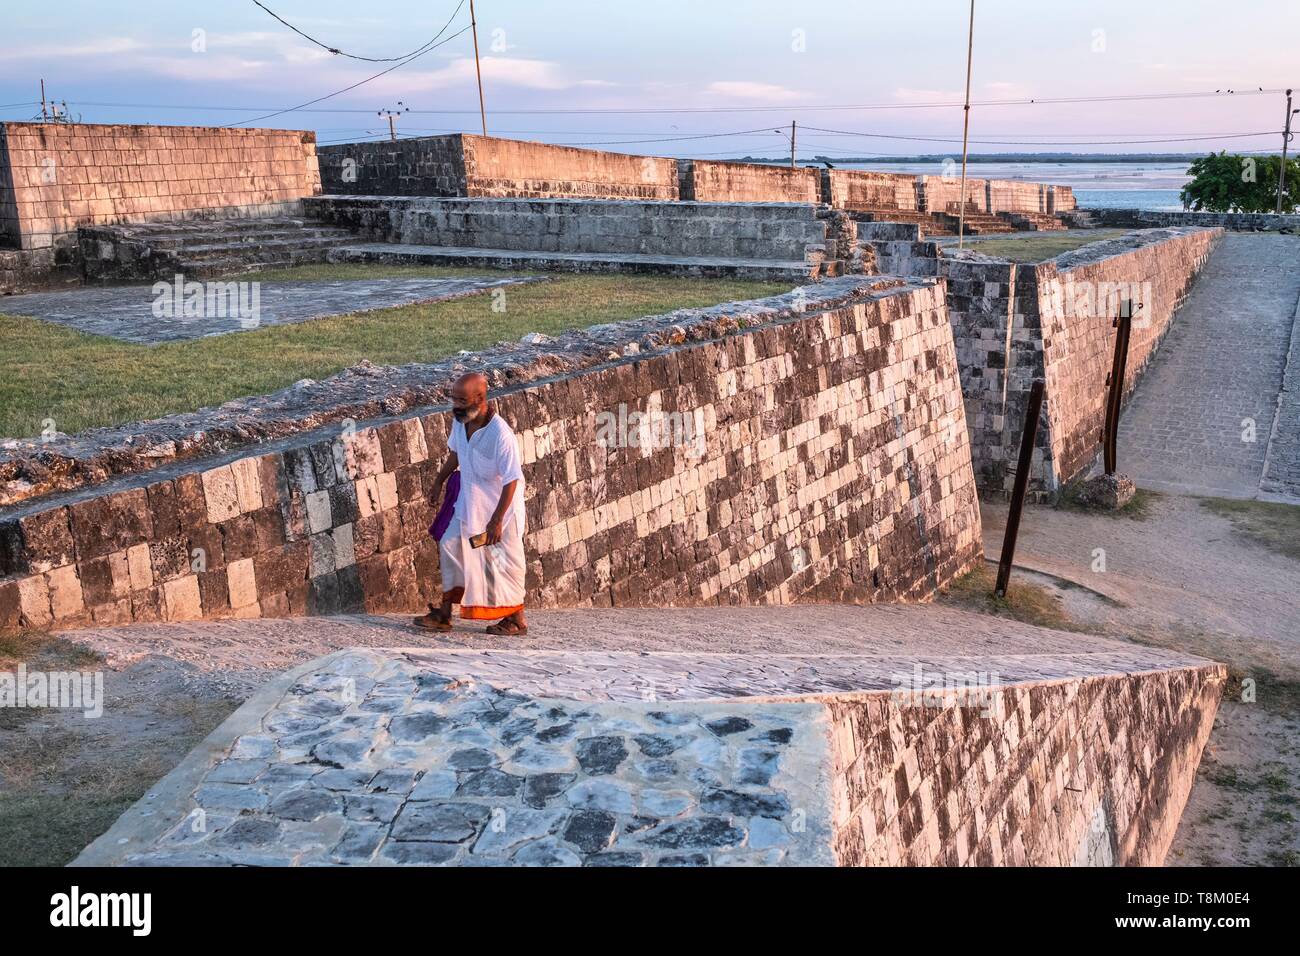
[448,413,526,536]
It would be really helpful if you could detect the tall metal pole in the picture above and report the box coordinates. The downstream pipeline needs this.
[1102,300,1133,475]
[469,0,487,136]
[957,0,975,248]
[1276,89,1294,215]
[790,120,797,168]
[995,378,1045,598]
[40,78,48,121]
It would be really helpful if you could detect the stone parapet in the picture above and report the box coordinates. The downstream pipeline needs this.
[306,195,838,262]
[0,277,982,630]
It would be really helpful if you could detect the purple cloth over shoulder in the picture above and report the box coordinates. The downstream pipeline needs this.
[429,470,460,541]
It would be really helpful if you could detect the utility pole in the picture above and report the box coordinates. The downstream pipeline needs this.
[469,0,487,136]
[379,103,408,142]
[957,0,975,248]
[1276,88,1295,215]
[40,78,48,121]
[790,120,797,168]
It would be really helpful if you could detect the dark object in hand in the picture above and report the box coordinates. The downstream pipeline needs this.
[469,531,490,549]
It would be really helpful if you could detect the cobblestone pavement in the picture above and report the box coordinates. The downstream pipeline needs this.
[71,618,1206,867]
[1118,233,1300,499]
[0,276,535,344]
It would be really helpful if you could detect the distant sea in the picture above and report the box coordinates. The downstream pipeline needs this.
[833,161,1190,211]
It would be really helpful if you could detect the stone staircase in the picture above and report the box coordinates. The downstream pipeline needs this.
[933,203,1017,235]
[1059,209,1100,229]
[997,211,1069,232]
[79,216,357,283]
[841,206,956,237]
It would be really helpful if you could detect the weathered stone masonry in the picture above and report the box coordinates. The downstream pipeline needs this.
[0,122,321,251]
[829,663,1222,865]
[875,226,1223,495]
[0,278,982,632]
[316,133,680,201]
[316,133,1077,217]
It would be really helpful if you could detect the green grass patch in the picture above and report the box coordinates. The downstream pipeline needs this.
[0,265,788,438]
[1056,482,1162,521]
[959,229,1128,263]
[0,792,140,867]
[1199,496,1300,562]
[0,629,102,670]
[940,563,1081,632]
[0,695,237,867]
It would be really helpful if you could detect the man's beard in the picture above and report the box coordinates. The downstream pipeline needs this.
[453,407,471,421]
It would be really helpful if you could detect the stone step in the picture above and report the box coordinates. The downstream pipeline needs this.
[329,242,818,281]
[176,245,343,277]
[113,215,334,232]
[140,228,355,251]
[175,235,355,262]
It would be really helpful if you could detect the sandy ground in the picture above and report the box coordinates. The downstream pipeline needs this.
[981,495,1299,867]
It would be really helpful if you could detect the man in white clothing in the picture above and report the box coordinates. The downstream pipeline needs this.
[413,372,528,635]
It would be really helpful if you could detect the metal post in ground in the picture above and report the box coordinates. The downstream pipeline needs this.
[1102,298,1134,475]
[994,377,1044,598]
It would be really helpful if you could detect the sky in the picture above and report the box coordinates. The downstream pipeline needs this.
[1,0,1297,159]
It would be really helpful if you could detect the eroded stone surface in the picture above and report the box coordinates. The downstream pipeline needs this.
[102,649,834,867]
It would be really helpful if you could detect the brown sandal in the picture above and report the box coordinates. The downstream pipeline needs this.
[485,619,528,636]
[413,604,453,631]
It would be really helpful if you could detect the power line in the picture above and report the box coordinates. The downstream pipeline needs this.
[549,127,784,146]
[801,125,1280,147]
[251,0,455,62]
[228,1,470,127]
[57,86,1296,119]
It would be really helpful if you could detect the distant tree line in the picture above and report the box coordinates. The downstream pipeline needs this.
[1181,151,1299,213]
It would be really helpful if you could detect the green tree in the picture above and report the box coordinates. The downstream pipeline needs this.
[1181,151,1300,213]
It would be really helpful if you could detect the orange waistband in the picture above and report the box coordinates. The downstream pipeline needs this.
[461,604,525,620]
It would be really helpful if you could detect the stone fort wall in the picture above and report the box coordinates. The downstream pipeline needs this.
[317,133,680,201]
[823,170,919,211]
[950,227,1222,495]
[0,122,321,251]
[856,222,1221,495]
[679,159,821,204]
[305,195,837,262]
[829,661,1224,865]
[0,278,982,632]
[316,134,1075,215]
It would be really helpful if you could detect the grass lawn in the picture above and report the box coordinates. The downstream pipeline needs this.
[960,229,1129,262]
[1199,496,1300,562]
[940,563,1085,633]
[0,263,789,439]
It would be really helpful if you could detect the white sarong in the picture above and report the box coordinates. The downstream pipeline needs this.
[438,413,526,620]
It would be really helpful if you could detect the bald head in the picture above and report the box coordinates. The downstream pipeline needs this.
[451,372,488,402]
[451,372,490,425]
